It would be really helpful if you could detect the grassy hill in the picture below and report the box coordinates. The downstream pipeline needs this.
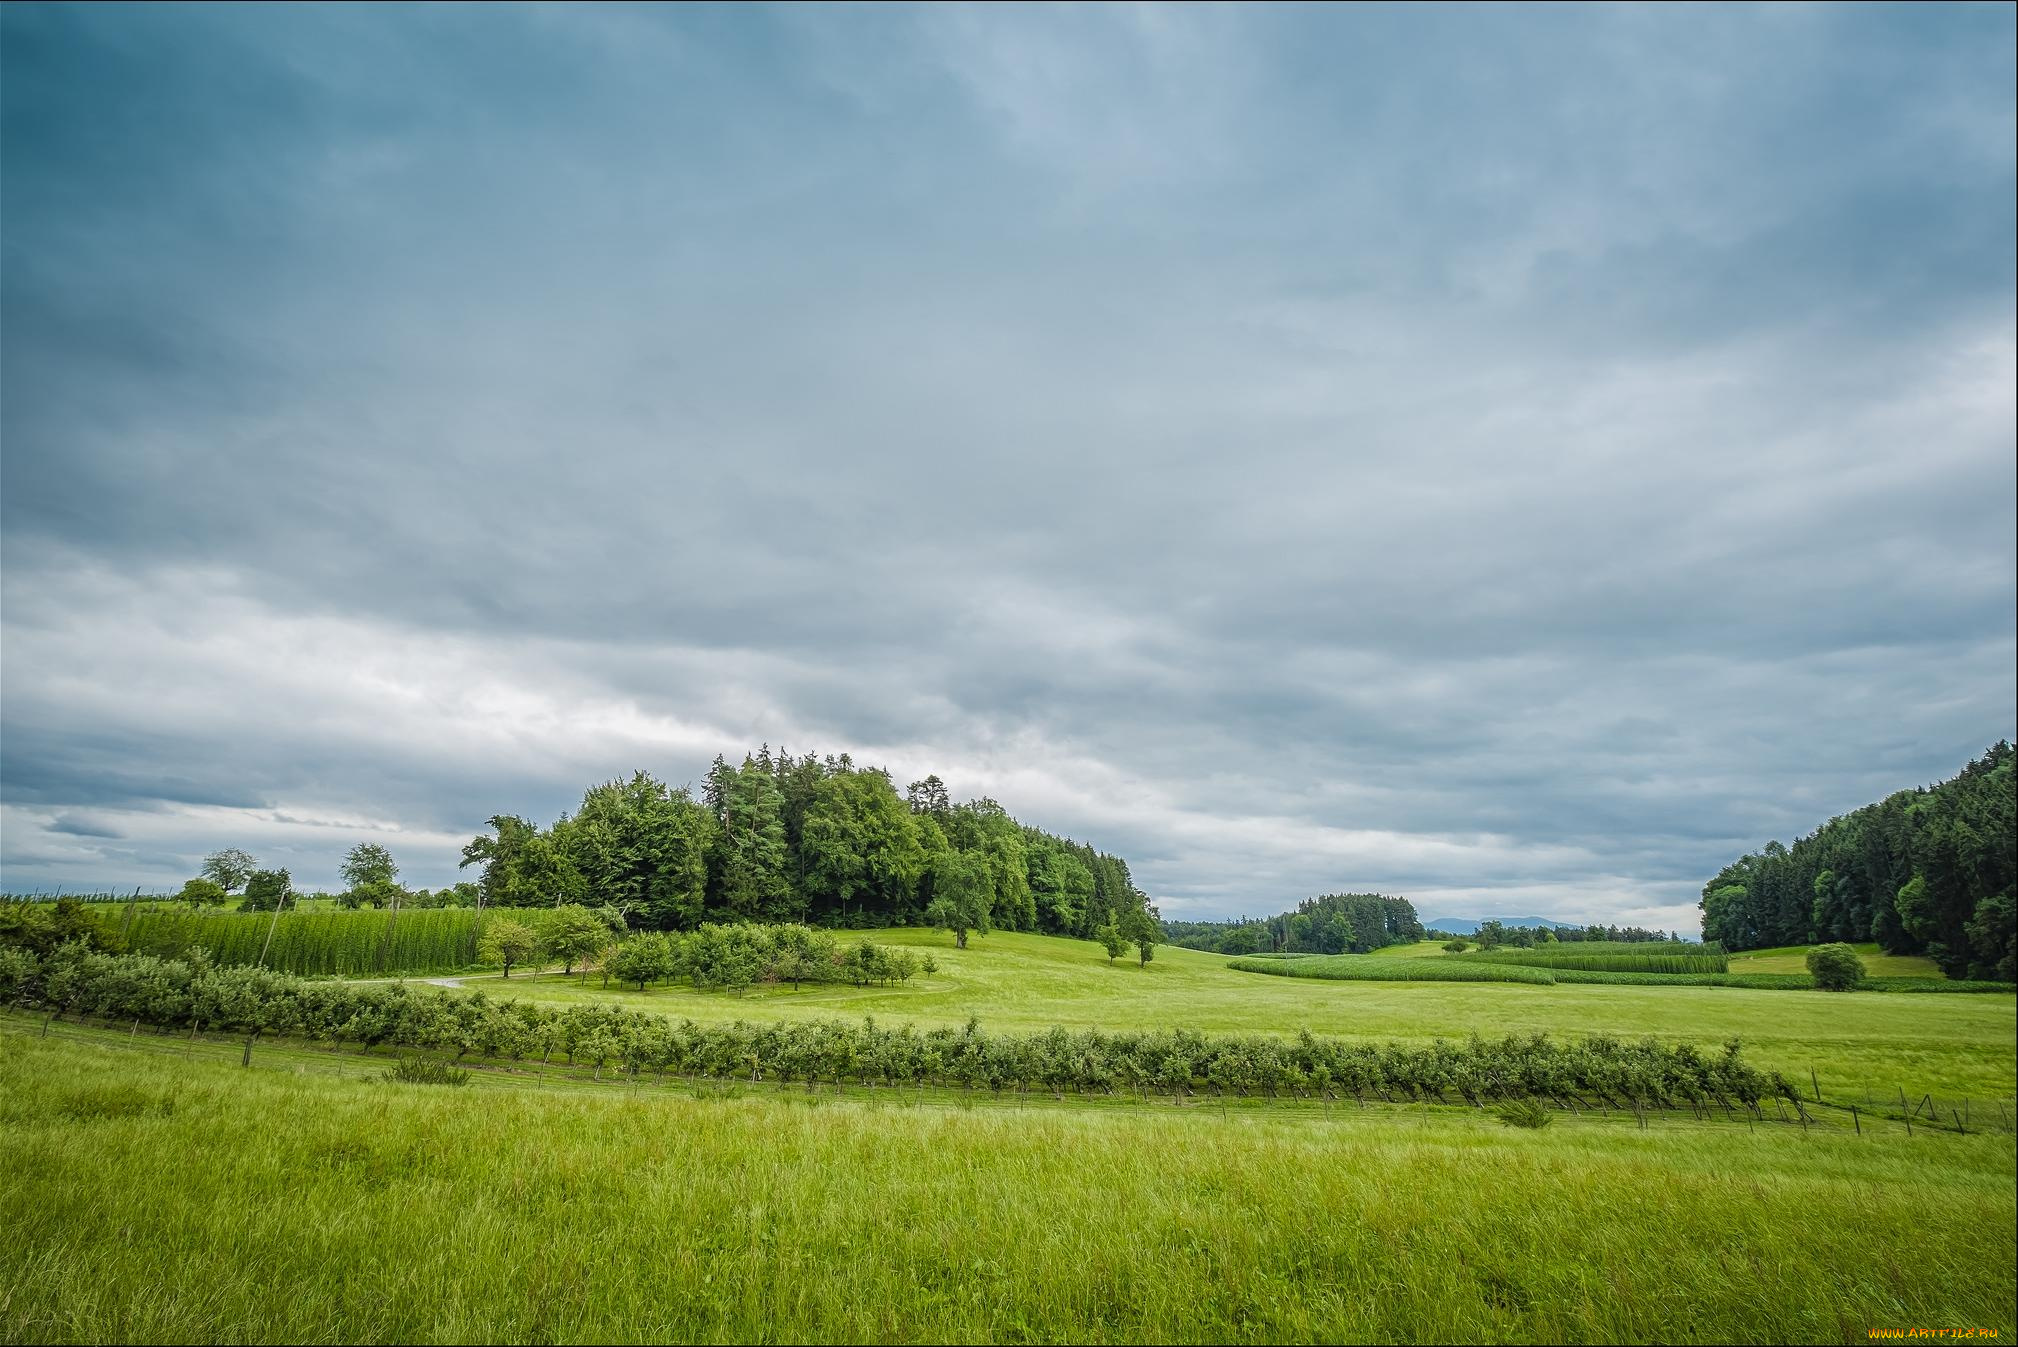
[1727,942,1945,978]
[429,929,2016,1100]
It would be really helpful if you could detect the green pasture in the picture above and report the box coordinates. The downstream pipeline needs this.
[2,1031,2012,1345]
[1727,942,1945,978]
[412,930,2016,1101]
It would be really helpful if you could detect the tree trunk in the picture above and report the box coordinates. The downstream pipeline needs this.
[242,1031,259,1067]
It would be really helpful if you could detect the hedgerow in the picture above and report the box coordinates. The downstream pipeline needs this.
[0,945,1794,1108]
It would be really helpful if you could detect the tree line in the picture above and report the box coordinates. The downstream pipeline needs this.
[1164,894,1425,956]
[161,748,1160,949]
[1425,922,1690,950]
[1700,742,2015,980]
[0,943,1793,1109]
[459,751,1156,944]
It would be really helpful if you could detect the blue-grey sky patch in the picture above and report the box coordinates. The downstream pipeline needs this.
[2,3,2012,932]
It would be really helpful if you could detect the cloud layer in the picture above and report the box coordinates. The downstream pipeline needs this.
[4,4,2013,932]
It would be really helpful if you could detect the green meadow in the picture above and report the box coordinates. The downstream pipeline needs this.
[4,928,2013,1345]
[427,929,2017,1102]
[3,1029,2014,1346]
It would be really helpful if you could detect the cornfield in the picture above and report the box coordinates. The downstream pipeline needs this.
[1228,956,1558,984]
[1461,949,1731,974]
[120,908,572,977]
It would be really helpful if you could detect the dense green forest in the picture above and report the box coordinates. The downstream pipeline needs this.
[1700,742,2016,980]
[1163,893,1425,955]
[455,749,1153,941]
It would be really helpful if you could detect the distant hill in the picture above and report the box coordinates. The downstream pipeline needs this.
[1424,916,1569,935]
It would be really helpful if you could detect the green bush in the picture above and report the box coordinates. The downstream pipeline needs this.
[1443,940,1468,953]
[1496,1098,1553,1129]
[386,1057,470,1087]
[1806,943,1866,992]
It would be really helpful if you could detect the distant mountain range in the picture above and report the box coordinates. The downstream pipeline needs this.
[1423,916,1570,934]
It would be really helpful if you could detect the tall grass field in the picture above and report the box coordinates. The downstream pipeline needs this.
[2,1031,2013,1345]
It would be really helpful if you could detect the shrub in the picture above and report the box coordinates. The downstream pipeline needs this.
[1443,940,1468,953]
[1496,1098,1553,1129]
[176,879,229,911]
[1806,943,1865,992]
[386,1057,470,1087]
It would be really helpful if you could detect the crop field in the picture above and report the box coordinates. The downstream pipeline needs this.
[2,1028,2013,1346]
[1228,954,1561,983]
[1457,949,1731,974]
[117,907,569,977]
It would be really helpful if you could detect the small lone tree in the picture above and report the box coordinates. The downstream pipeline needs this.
[544,904,610,977]
[1122,906,1158,967]
[177,878,229,912]
[240,869,293,912]
[479,918,539,978]
[340,843,400,893]
[1806,942,1865,991]
[608,933,674,991]
[1096,922,1127,962]
[201,849,258,893]
[926,851,993,949]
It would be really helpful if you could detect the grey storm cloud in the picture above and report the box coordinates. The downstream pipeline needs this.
[2,2,2013,932]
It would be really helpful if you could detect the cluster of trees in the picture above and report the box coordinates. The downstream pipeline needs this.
[1164,894,1424,956]
[1,944,1793,1108]
[451,752,1155,941]
[1424,922,1688,949]
[173,850,300,915]
[1700,742,2015,980]
[177,846,481,914]
[475,917,931,992]
[0,897,126,956]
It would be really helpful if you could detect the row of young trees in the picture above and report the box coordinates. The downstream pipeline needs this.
[451,751,1155,942]
[474,918,934,992]
[1164,894,1425,956]
[1700,742,2015,980]
[1,943,1794,1108]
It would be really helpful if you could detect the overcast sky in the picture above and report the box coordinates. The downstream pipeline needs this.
[2,3,2012,930]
